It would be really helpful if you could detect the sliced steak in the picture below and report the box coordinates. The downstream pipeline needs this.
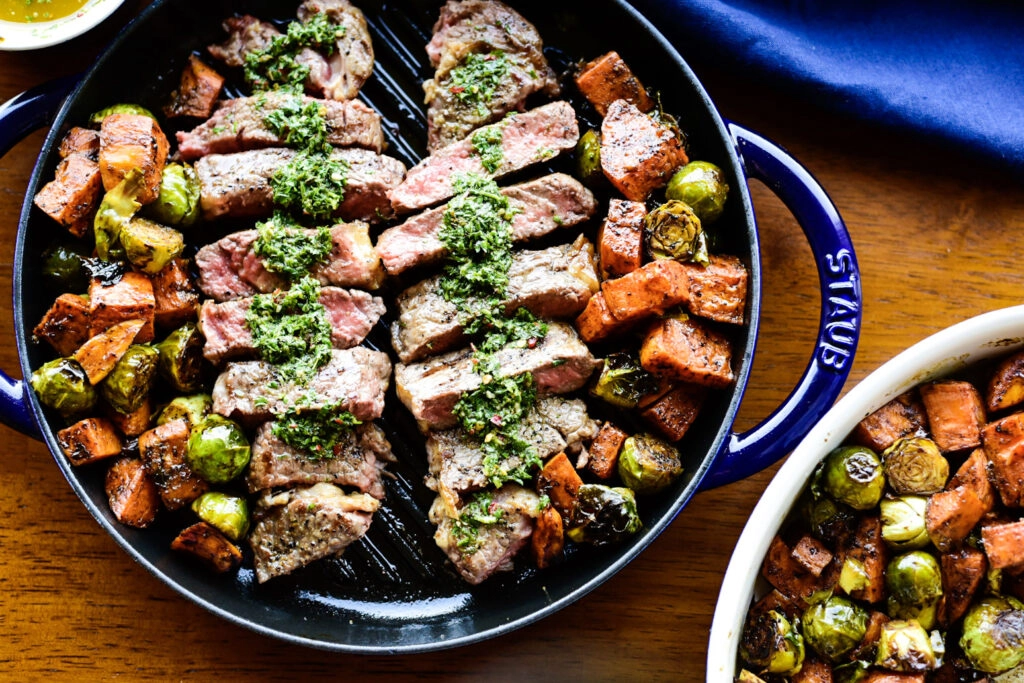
[392,235,599,363]
[430,485,540,585]
[249,484,379,583]
[423,0,559,151]
[394,322,599,430]
[213,347,391,424]
[388,101,580,214]
[208,15,280,66]
[195,147,405,222]
[177,94,384,160]
[427,396,598,512]
[199,286,385,364]
[246,421,393,497]
[376,172,596,275]
[196,222,385,302]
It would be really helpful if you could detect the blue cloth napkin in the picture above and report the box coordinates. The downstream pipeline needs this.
[630,0,1024,176]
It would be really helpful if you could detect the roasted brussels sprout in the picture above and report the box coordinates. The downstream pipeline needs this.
[94,168,144,260]
[119,217,185,274]
[802,595,869,662]
[882,437,948,495]
[805,494,857,545]
[838,556,870,595]
[41,241,91,292]
[618,434,684,495]
[886,551,943,630]
[665,160,730,224]
[589,351,660,408]
[186,415,251,484]
[644,200,709,266]
[831,660,870,683]
[191,492,250,542]
[89,103,157,124]
[739,609,805,676]
[566,484,642,546]
[155,394,212,429]
[576,129,602,185]
[875,620,942,672]
[100,344,158,414]
[960,596,1024,674]
[145,163,200,227]
[156,323,205,393]
[30,358,97,416]
[880,495,931,550]
[814,445,885,511]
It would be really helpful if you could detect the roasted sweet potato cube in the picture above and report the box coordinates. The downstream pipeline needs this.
[531,505,564,570]
[601,259,689,322]
[791,657,833,683]
[678,254,748,325]
[98,113,169,204]
[981,519,1024,570]
[926,485,987,552]
[588,422,628,479]
[72,318,146,385]
[88,272,155,342]
[920,380,985,452]
[575,51,653,117]
[939,546,988,627]
[138,418,208,510]
[640,317,734,389]
[575,291,631,344]
[761,535,826,606]
[862,671,924,683]
[58,127,100,160]
[747,588,801,622]
[171,522,242,573]
[640,383,705,441]
[841,516,888,603]
[791,535,833,577]
[950,448,996,510]
[981,412,1024,508]
[33,293,91,357]
[850,610,889,660]
[164,54,225,119]
[58,417,123,466]
[150,257,199,328]
[105,457,159,528]
[104,396,152,438]
[851,390,929,453]
[597,199,645,278]
[600,100,688,201]
[33,154,103,237]
[987,349,1024,413]
[536,452,583,518]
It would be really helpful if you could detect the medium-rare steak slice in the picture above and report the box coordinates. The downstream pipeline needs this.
[394,322,599,430]
[423,0,560,151]
[196,222,385,301]
[388,101,580,214]
[427,396,598,513]
[177,93,384,160]
[375,172,596,275]
[249,484,379,583]
[195,147,405,222]
[246,422,393,497]
[430,485,540,585]
[200,286,385,364]
[392,235,599,363]
[213,347,391,424]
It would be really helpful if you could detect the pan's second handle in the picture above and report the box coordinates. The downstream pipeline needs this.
[699,123,861,490]
[0,74,80,438]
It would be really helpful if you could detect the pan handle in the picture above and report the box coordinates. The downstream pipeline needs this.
[699,123,861,490]
[0,74,79,437]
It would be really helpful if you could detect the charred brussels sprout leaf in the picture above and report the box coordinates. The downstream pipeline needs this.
[155,394,212,429]
[802,595,869,663]
[960,596,1024,674]
[617,434,684,495]
[146,163,200,227]
[89,103,157,124]
[739,609,805,676]
[875,619,941,672]
[186,415,251,484]
[814,445,885,511]
[589,351,660,408]
[191,492,250,542]
[94,168,145,260]
[644,200,709,265]
[100,344,158,414]
[566,484,641,546]
[886,551,943,630]
[30,358,97,416]
[665,160,730,224]
[882,437,949,495]
[804,494,858,545]
[575,129,602,185]
[119,217,185,274]
[880,495,931,549]
[156,323,205,393]
[41,241,91,292]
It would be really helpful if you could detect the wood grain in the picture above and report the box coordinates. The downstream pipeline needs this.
[2,4,1022,681]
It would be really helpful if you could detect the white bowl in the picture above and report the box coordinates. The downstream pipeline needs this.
[707,304,1024,680]
[0,0,125,50]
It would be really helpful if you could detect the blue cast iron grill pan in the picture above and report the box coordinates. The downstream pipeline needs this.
[11,0,846,653]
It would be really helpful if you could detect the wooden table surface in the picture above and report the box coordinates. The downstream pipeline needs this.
[2,3,1022,681]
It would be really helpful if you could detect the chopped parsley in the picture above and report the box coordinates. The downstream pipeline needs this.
[253,212,333,281]
[245,276,333,380]
[272,402,361,459]
[270,151,349,221]
[244,13,345,93]
[451,492,504,554]
[447,51,511,116]
[470,125,504,173]
[263,96,331,153]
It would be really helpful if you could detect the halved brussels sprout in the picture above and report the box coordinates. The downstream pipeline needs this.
[875,620,942,672]
[739,609,805,676]
[30,357,97,416]
[617,433,683,495]
[100,344,158,414]
[814,445,885,511]
[566,484,642,546]
[191,492,250,542]
[145,163,200,227]
[886,551,943,630]
[186,415,251,484]
[882,437,948,495]
[802,595,869,663]
[644,200,709,265]
[589,351,660,408]
[41,241,91,292]
[960,596,1024,674]
[156,323,204,393]
[89,103,157,124]
[880,495,931,549]
[155,394,212,429]
[575,129,602,185]
[94,169,144,260]
[804,495,857,545]
[119,217,185,274]
[665,160,730,224]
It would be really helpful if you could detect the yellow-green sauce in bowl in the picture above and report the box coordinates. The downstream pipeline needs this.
[0,0,124,49]
[1,0,88,23]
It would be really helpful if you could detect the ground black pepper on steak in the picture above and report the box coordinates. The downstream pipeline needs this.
[375,172,596,275]
[195,222,385,302]
[199,286,385,364]
[177,93,384,160]
[391,235,599,363]
[387,101,580,214]
[423,0,560,151]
